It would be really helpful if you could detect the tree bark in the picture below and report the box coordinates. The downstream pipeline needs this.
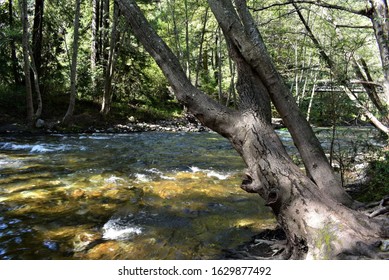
[194,7,209,87]
[28,44,43,119]
[63,0,81,124]
[207,0,354,206]
[32,0,44,81]
[9,0,20,85]
[20,0,34,125]
[91,0,99,98]
[101,2,119,115]
[184,0,191,81]
[116,0,389,259]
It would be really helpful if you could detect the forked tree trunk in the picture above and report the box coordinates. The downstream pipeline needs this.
[116,0,389,259]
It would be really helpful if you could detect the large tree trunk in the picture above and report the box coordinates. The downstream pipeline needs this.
[207,0,354,207]
[116,0,389,259]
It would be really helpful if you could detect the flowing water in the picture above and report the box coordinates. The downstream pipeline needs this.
[0,128,383,260]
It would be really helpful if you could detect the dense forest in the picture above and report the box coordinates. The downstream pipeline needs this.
[1,0,388,132]
[1,0,389,259]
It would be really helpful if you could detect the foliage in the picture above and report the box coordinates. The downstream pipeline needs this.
[0,84,26,116]
[356,151,389,202]
[0,0,387,130]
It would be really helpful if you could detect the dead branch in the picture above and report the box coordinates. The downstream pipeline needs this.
[249,0,371,17]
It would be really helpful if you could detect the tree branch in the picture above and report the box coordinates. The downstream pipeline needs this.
[115,0,238,138]
[335,24,372,29]
[290,0,389,136]
[250,0,371,17]
[208,0,355,207]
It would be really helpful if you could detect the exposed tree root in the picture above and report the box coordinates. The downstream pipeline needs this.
[222,227,290,260]
[360,195,389,218]
[337,240,389,260]
[223,225,389,260]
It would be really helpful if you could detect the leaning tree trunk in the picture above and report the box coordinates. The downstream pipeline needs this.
[116,0,389,259]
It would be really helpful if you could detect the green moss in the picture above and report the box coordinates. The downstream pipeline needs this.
[313,223,340,260]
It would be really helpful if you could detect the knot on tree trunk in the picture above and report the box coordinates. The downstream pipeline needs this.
[265,188,279,206]
[241,172,280,206]
[241,173,260,193]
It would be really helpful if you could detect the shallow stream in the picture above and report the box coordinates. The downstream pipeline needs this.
[0,127,382,259]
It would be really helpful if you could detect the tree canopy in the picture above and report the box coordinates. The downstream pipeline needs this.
[1,0,388,131]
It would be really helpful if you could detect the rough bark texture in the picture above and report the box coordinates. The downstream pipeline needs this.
[116,0,389,259]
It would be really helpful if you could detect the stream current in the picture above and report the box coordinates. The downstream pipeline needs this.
[0,128,382,259]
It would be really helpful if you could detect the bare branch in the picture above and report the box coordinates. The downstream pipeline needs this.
[249,0,371,17]
[336,24,372,29]
[351,79,383,88]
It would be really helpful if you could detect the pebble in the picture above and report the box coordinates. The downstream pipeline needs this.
[380,240,389,252]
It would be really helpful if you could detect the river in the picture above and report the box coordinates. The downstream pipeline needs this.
[0,127,382,259]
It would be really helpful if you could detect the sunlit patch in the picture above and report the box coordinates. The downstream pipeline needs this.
[0,132,279,259]
[134,173,150,182]
[189,166,231,180]
[102,216,143,240]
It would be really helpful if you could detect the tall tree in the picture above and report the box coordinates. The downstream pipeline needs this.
[63,0,82,124]
[116,0,389,259]
[32,0,44,80]
[370,0,389,108]
[288,0,389,136]
[100,1,120,115]
[9,0,20,85]
[20,0,34,124]
[91,0,99,96]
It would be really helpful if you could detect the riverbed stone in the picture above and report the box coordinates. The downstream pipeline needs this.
[380,240,389,252]
[71,188,85,199]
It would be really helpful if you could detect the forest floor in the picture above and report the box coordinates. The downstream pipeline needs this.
[0,96,212,134]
